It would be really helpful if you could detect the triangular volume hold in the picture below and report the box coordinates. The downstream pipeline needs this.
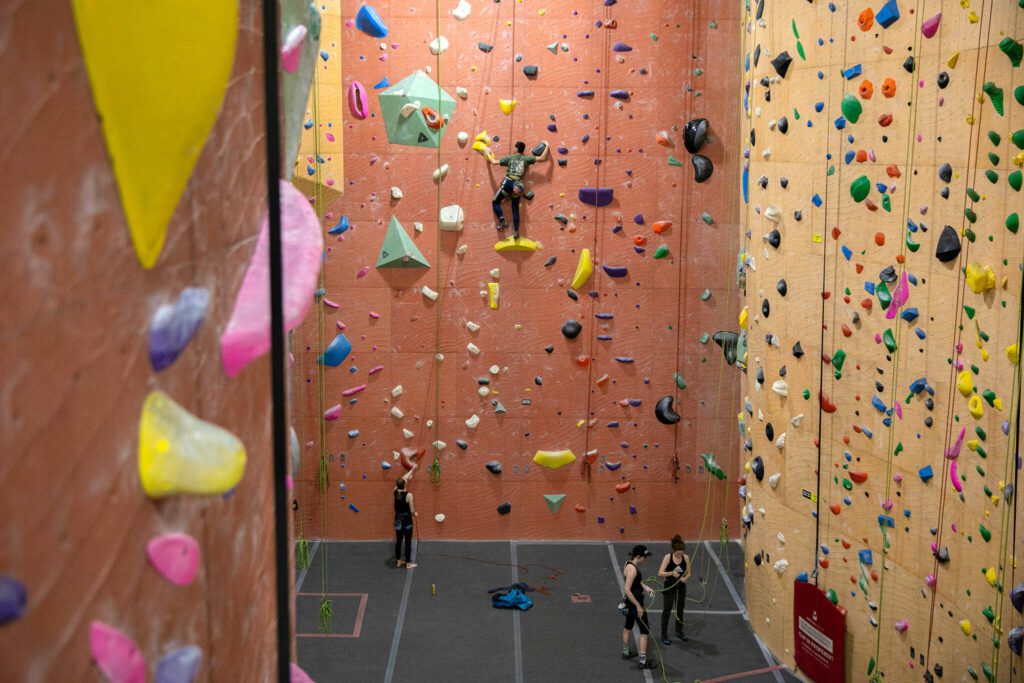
[377,216,430,268]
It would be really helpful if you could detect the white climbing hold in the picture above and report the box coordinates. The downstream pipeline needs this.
[456,244,468,256]
[429,36,449,55]
[768,472,781,489]
[433,164,449,182]
[764,206,780,223]
[773,559,789,575]
[403,428,414,439]
[433,440,446,451]
[489,268,500,279]
[791,414,804,427]
[478,386,490,397]
[465,414,480,429]
[390,406,404,419]
[391,186,403,200]
[771,380,789,396]
[457,131,469,145]
[456,86,469,99]
[467,343,481,355]
[774,433,786,449]
[434,513,446,523]
[776,532,785,544]
[421,285,439,300]
[435,353,444,362]
[439,204,465,231]
[452,0,471,20]
[465,321,480,332]
[392,385,404,397]
[400,100,421,118]
[414,222,424,233]
[488,365,500,375]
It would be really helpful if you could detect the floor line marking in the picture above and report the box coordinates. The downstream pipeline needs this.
[703,541,784,683]
[607,543,654,683]
[701,664,787,683]
[383,540,416,683]
[295,540,320,593]
[510,541,524,683]
[645,609,743,615]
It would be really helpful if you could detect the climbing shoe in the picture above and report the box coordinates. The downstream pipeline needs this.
[621,650,638,660]
[638,660,658,670]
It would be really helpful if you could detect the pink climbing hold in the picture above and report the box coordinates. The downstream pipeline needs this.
[90,621,146,683]
[949,459,963,493]
[921,13,941,38]
[945,426,966,459]
[324,404,342,420]
[281,25,308,73]
[341,384,367,397]
[348,81,369,120]
[885,272,910,319]
[220,181,324,378]
[146,533,201,586]
[894,619,909,633]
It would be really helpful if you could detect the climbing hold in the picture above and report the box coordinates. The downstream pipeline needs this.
[1000,37,1023,67]
[497,502,512,515]
[377,216,430,268]
[765,229,781,248]
[485,461,502,474]
[965,263,995,293]
[522,65,538,77]
[652,221,672,234]
[982,82,1004,116]
[71,0,237,269]
[850,175,870,202]
[920,13,941,39]
[876,0,900,27]
[960,620,972,637]
[543,494,566,513]
[751,456,764,481]
[138,391,246,498]
[701,452,726,480]
[578,188,614,207]
[533,450,576,469]
[90,621,146,683]
[1012,583,1024,613]
[452,0,471,20]
[149,288,209,372]
[935,225,961,263]
[487,282,500,309]
[561,319,582,339]
[602,265,629,278]
[400,447,423,470]
[221,181,323,378]
[1009,627,1024,656]
[712,331,739,365]
[841,94,863,124]
[155,646,202,683]
[439,204,465,231]
[655,395,681,425]
[434,514,446,523]
[355,5,388,37]
[968,395,984,419]
[770,51,793,78]
[683,118,709,153]
[615,482,632,494]
[691,155,713,183]
[499,99,518,115]
[494,236,538,252]
[0,576,27,624]
[571,249,594,289]
[147,533,200,586]
[319,333,352,366]
[348,81,369,119]
[379,71,456,147]
[428,36,449,56]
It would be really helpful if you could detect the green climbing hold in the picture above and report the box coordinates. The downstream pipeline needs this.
[827,589,838,605]
[1015,85,1024,106]
[964,227,976,243]
[906,234,920,252]
[827,165,835,176]
[699,332,709,344]
[797,41,806,60]
[982,82,1004,116]
[376,216,430,268]
[1009,170,1022,192]
[842,478,853,490]
[832,349,847,371]
[982,389,997,407]
[987,152,1000,166]
[883,329,897,353]
[841,93,863,123]
[543,494,566,513]
[979,524,991,542]
[1013,129,1024,149]
[650,33,659,41]
[881,194,891,212]
[985,170,998,184]
[967,665,979,680]
[674,373,687,390]
[982,605,995,624]
[976,426,987,441]
[700,452,726,480]
[850,175,871,202]
[1007,213,1019,233]
[867,657,875,675]
[653,244,670,259]
[988,131,1001,146]
[877,282,892,309]
[964,305,976,320]
[701,211,714,225]
[965,207,977,224]
[982,662,994,682]
[668,155,685,167]
[791,19,799,39]
[999,37,1023,67]
[802,389,811,400]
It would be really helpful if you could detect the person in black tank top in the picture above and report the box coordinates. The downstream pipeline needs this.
[621,545,658,671]
[656,535,692,644]
[393,464,418,568]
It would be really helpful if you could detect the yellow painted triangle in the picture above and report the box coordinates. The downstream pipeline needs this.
[72,1,238,269]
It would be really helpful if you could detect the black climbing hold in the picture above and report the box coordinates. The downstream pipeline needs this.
[554,213,568,225]
[753,45,761,68]
[771,51,793,78]
[851,312,860,325]
[478,42,493,53]
[777,116,789,134]
[477,377,490,385]
[497,501,512,515]
[744,439,753,451]
[937,72,949,89]
[534,376,542,386]
[683,118,709,153]
[939,186,949,200]
[532,142,548,156]
[793,210,802,222]
[750,128,756,146]
[753,552,762,566]
[755,367,764,385]
[557,159,567,167]
[655,395,681,425]
[765,423,774,441]
[792,341,804,358]
[779,177,789,189]
[778,365,787,377]
[903,56,915,73]
[938,163,952,183]
[417,132,428,143]
[755,0,764,20]
[524,190,535,201]
[543,256,557,267]
[766,229,781,248]
[456,439,468,450]
[935,547,950,563]
[879,265,897,283]
[713,331,739,365]
[761,298,770,318]
[485,461,502,474]
[567,289,579,301]
[751,456,764,481]
[758,175,769,189]
[776,279,787,296]
[935,225,961,262]
[523,65,539,77]
[544,345,554,354]
[692,154,713,183]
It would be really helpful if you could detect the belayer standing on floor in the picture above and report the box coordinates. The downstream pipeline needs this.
[393,464,418,569]
[621,545,658,671]
[657,535,692,645]
[486,140,550,239]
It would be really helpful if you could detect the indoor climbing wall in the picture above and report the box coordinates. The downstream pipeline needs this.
[739,0,1023,681]
[0,1,315,679]
[293,0,745,542]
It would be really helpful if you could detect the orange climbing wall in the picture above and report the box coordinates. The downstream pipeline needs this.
[293,0,745,542]
[739,1,1023,681]
[0,2,283,680]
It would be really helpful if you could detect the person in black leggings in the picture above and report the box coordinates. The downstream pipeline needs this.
[393,464,418,568]
[657,535,692,644]
[622,545,657,671]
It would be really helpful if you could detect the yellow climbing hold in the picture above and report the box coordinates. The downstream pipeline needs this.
[488,282,500,309]
[968,395,984,419]
[739,306,748,330]
[957,370,974,397]
[571,248,594,290]
[138,391,247,498]
[499,99,518,115]
[1007,344,1020,365]
[472,130,492,155]
[985,566,998,586]
[72,0,238,269]
[965,263,995,293]
[533,449,577,469]
[947,51,960,68]
[960,620,972,636]
[494,236,537,252]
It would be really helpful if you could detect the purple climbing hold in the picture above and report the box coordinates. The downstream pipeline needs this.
[577,90,595,98]
[610,89,630,100]
[633,214,645,225]
[155,646,203,683]
[1011,582,1024,614]
[579,187,614,206]
[149,288,210,371]
[605,461,622,471]
[0,576,27,624]
[602,265,629,278]
[612,42,633,52]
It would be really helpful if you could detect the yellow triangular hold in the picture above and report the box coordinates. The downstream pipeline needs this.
[72,1,238,269]
[494,236,537,252]
[499,99,518,115]
[570,248,593,289]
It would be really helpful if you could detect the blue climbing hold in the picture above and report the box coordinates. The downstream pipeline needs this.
[356,5,388,38]
[918,465,934,483]
[318,333,352,366]
[328,215,350,235]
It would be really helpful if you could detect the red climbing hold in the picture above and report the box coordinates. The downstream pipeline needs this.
[575,503,586,513]
[886,164,901,178]
[820,557,830,569]
[575,355,590,367]
[615,482,632,493]
[822,290,832,300]
[830,503,842,515]
[874,232,885,246]
[849,470,868,483]
[820,392,838,413]
[400,447,424,470]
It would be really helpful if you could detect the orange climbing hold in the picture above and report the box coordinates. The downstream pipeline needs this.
[820,392,838,413]
[881,78,897,98]
[849,471,868,483]
[830,503,842,515]
[421,106,444,129]
[855,149,868,162]
[874,232,885,246]
[859,80,874,99]
[633,235,647,246]
[615,482,632,493]
[575,355,590,367]
[575,503,586,513]
[857,7,874,31]
[652,221,672,234]
[655,130,672,147]
[596,373,610,386]
[878,114,893,127]
[886,164,901,178]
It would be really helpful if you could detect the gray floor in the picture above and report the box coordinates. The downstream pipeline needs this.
[295,539,802,683]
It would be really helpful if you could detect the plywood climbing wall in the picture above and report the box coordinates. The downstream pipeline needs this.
[293,0,745,542]
[0,1,286,680]
[739,0,1023,681]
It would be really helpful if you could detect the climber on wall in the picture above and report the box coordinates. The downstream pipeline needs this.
[486,140,550,239]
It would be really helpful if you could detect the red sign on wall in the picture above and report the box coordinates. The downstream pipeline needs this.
[793,581,846,682]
